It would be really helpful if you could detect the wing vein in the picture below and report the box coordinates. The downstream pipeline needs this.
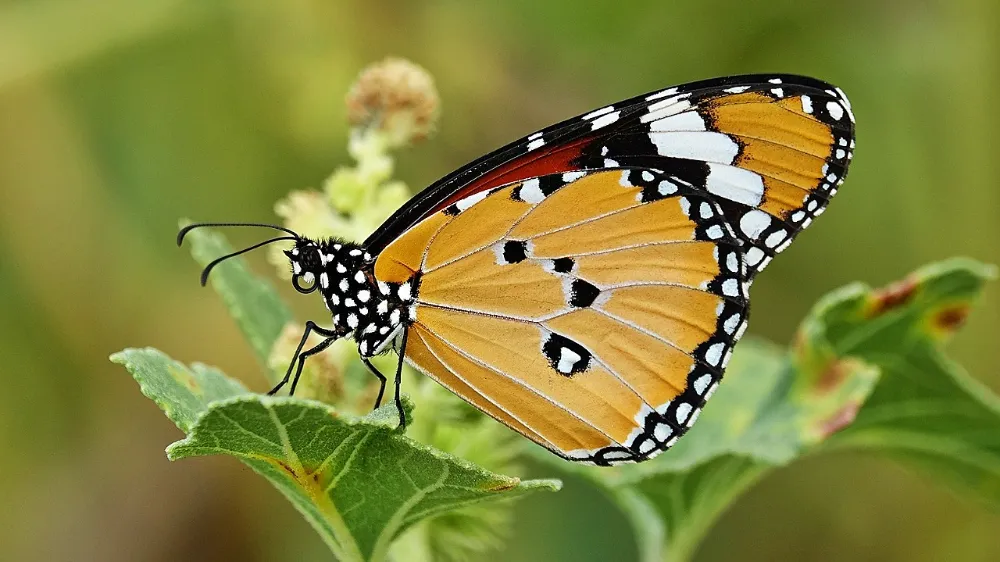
[410,330,565,454]
[415,320,630,449]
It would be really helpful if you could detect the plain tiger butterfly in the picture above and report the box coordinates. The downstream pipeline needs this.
[179,74,855,465]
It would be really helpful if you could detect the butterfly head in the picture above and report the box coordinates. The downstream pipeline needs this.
[283,238,372,295]
[284,238,323,294]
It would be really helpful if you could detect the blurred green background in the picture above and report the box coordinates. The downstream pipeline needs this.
[2,1,999,560]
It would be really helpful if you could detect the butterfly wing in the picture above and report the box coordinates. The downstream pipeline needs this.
[374,169,749,464]
[365,74,855,280]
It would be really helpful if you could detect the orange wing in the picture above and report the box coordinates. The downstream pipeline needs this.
[374,169,748,464]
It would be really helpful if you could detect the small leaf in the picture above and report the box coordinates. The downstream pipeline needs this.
[181,222,294,370]
[115,347,559,562]
[553,259,997,562]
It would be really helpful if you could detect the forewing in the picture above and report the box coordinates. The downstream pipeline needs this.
[365,75,855,280]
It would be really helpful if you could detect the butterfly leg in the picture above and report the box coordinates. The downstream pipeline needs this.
[361,358,387,410]
[267,321,339,396]
[392,329,409,428]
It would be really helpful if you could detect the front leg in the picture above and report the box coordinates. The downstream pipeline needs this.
[362,358,388,410]
[392,329,409,428]
[360,329,409,428]
[267,321,339,396]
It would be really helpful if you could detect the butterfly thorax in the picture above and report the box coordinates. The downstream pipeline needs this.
[285,238,417,357]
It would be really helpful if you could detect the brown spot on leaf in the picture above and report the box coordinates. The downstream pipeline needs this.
[814,360,850,394]
[168,365,202,395]
[277,461,298,478]
[817,401,860,439]
[933,305,970,332]
[868,277,918,317]
[486,478,520,492]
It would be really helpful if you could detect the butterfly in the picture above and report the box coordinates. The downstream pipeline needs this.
[179,74,855,465]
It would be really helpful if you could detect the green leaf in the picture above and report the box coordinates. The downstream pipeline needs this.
[554,259,997,562]
[111,347,249,432]
[115,347,560,562]
[180,221,293,369]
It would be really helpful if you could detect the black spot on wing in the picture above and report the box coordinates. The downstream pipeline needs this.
[542,333,591,376]
[552,257,575,273]
[569,279,600,308]
[501,240,528,264]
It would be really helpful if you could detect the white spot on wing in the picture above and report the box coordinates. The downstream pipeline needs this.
[706,164,765,206]
[801,95,813,114]
[590,110,621,130]
[456,190,489,212]
[557,347,582,374]
[646,87,679,101]
[705,342,725,367]
[657,180,678,196]
[722,278,739,297]
[675,402,692,424]
[527,138,545,151]
[744,246,766,267]
[764,229,788,249]
[694,374,713,395]
[648,111,706,132]
[827,101,845,120]
[648,132,740,164]
[641,96,693,123]
[654,423,673,441]
[519,178,545,203]
[726,251,739,272]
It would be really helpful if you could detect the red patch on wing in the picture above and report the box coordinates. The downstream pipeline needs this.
[430,138,591,214]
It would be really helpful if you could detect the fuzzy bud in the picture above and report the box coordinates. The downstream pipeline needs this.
[345,57,440,148]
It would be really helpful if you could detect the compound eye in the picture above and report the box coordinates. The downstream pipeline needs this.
[292,272,317,294]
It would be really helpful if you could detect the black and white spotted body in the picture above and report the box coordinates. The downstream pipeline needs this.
[285,238,416,358]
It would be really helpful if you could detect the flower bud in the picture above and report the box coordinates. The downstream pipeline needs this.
[345,57,440,148]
